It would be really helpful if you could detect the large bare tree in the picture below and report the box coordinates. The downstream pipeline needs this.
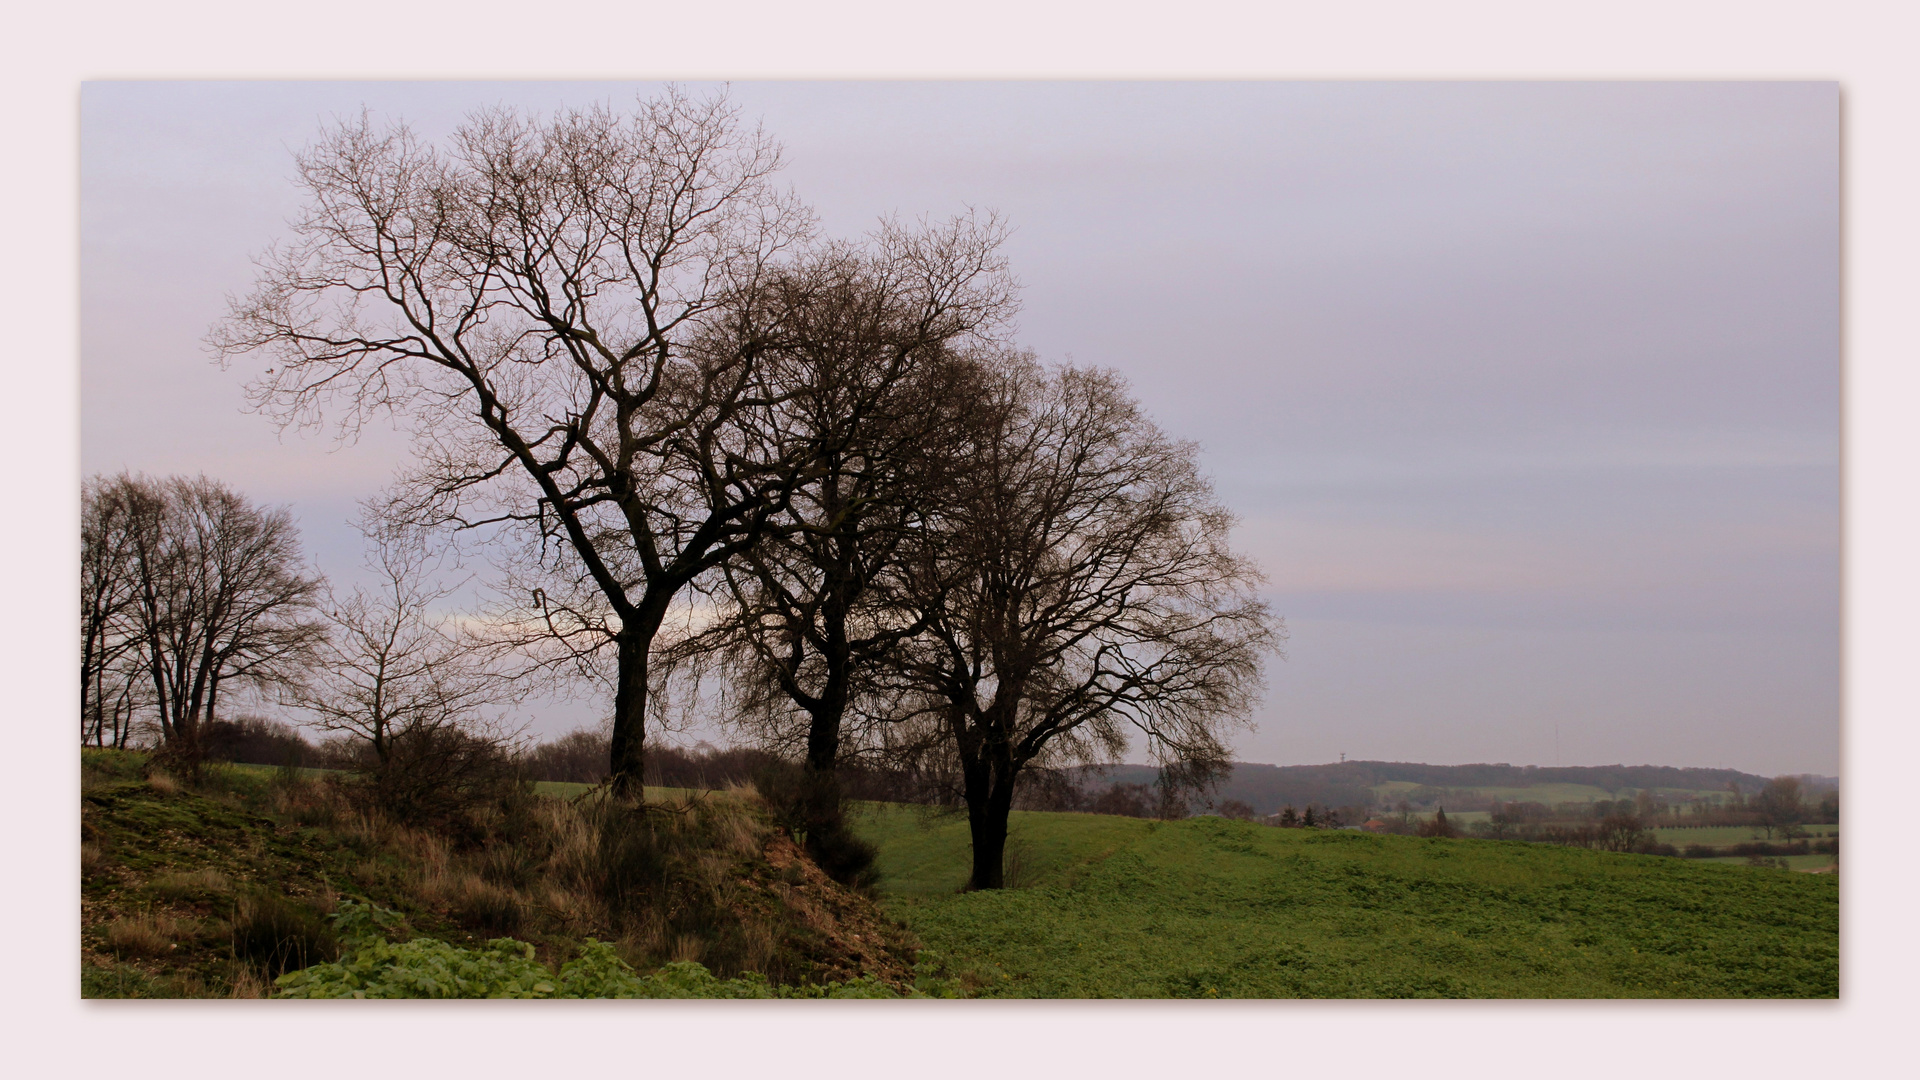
[215,90,826,797]
[888,357,1282,889]
[685,225,1010,779]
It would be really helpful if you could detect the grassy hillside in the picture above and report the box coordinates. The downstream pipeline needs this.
[853,806,1838,998]
[82,749,920,997]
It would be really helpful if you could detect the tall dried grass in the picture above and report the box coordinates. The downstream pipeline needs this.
[245,772,819,982]
[106,913,179,958]
[151,869,233,901]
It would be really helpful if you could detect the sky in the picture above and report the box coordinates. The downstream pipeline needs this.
[79,81,1839,776]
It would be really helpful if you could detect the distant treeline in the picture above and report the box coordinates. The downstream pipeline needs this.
[1084,761,1829,819]
[198,725,1837,842]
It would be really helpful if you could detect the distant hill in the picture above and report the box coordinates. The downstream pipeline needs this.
[1075,761,1810,817]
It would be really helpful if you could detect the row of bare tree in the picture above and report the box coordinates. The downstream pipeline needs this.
[81,475,323,756]
[83,476,513,771]
[146,88,1283,889]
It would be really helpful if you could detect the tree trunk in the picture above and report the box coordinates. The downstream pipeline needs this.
[609,630,650,800]
[964,761,1019,890]
[802,646,851,774]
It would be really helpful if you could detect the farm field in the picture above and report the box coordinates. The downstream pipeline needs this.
[1656,825,1837,846]
[852,805,1838,998]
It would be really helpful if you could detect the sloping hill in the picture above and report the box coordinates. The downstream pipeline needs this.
[853,805,1838,998]
[81,749,919,997]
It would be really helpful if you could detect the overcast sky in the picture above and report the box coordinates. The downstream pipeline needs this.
[79,81,1838,775]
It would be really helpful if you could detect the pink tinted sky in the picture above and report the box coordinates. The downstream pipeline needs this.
[80,81,1838,775]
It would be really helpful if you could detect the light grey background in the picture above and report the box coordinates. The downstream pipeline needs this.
[80,81,1839,775]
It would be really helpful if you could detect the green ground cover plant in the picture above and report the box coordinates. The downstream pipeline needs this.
[854,807,1838,998]
[275,901,958,998]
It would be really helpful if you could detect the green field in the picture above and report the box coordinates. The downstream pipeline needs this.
[1655,825,1837,846]
[1700,854,1835,872]
[853,805,1838,998]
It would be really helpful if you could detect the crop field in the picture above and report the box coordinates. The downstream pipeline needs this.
[853,806,1838,998]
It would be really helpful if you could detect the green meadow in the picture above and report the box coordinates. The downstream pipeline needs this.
[854,806,1838,998]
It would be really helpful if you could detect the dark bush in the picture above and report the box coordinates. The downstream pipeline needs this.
[454,880,526,936]
[1727,840,1813,858]
[232,892,337,978]
[1218,799,1256,820]
[1416,808,1458,838]
[1085,782,1153,818]
[1009,766,1086,812]
[202,715,316,767]
[333,725,531,842]
[651,743,783,790]
[522,728,610,784]
[751,762,878,890]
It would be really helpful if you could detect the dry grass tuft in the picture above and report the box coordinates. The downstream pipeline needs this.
[107,913,179,958]
[227,965,271,999]
[146,770,180,796]
[447,871,527,935]
[151,869,233,901]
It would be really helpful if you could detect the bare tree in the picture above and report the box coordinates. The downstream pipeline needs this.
[81,476,148,747]
[684,226,1010,792]
[886,357,1282,889]
[215,90,827,797]
[1755,775,1805,840]
[290,514,507,764]
[110,475,324,761]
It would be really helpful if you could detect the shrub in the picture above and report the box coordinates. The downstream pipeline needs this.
[201,716,316,768]
[335,725,531,840]
[232,892,338,978]
[1416,808,1458,838]
[522,728,611,784]
[1218,799,1256,821]
[1086,782,1154,818]
[450,875,526,936]
[750,762,878,889]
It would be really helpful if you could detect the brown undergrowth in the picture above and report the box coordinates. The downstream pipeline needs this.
[81,748,919,997]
